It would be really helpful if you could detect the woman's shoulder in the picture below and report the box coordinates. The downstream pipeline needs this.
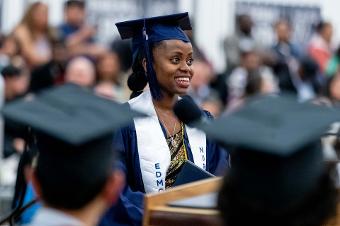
[13,25,29,37]
[13,25,32,43]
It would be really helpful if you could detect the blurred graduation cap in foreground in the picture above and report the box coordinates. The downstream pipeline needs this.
[198,95,339,154]
[193,95,340,210]
[1,83,142,175]
[0,84,141,219]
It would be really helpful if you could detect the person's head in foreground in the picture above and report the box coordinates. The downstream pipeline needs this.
[1,84,141,226]
[116,13,194,100]
[196,95,339,226]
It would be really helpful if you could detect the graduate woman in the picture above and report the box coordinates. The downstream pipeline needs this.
[100,13,227,226]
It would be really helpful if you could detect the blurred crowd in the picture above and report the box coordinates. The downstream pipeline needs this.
[1,1,340,178]
[0,0,133,164]
[212,15,340,116]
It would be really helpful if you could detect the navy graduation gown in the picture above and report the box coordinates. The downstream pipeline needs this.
[99,112,227,226]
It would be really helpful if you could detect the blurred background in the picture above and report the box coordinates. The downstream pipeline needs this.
[1,0,340,219]
[1,0,340,72]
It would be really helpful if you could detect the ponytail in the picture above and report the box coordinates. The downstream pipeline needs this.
[127,49,147,99]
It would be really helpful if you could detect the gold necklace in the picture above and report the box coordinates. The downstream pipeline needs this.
[155,108,178,146]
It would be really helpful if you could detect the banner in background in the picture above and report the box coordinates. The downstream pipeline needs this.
[236,1,321,47]
[86,0,178,44]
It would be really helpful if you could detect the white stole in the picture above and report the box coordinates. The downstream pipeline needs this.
[128,90,206,193]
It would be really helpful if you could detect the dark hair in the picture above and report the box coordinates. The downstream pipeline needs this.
[35,135,113,210]
[127,42,163,99]
[218,167,338,226]
[1,65,22,78]
[64,0,85,9]
[315,21,331,34]
[236,14,252,26]
[127,48,148,99]
[335,45,340,58]
[245,70,262,96]
[299,56,318,78]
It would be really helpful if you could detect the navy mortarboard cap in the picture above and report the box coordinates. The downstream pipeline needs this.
[116,12,191,100]
[197,95,340,210]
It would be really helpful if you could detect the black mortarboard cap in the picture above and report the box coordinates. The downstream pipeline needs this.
[115,12,191,100]
[196,94,340,210]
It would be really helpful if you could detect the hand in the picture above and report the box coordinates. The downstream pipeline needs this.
[80,25,97,39]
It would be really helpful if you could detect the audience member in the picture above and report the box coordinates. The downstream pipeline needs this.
[225,69,278,114]
[58,0,106,58]
[1,65,29,158]
[94,52,127,101]
[308,21,334,74]
[296,56,323,101]
[12,2,54,69]
[226,49,277,110]
[29,39,68,93]
[0,35,21,70]
[271,19,301,92]
[1,65,29,103]
[272,19,301,61]
[110,39,132,73]
[224,14,263,71]
[64,56,96,88]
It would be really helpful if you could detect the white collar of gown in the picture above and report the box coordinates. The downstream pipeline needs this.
[128,90,207,193]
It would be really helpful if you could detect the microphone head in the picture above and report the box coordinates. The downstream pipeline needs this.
[173,95,203,125]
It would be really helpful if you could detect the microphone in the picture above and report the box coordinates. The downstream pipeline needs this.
[173,95,206,126]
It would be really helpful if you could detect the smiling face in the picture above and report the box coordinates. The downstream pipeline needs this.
[151,40,194,96]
